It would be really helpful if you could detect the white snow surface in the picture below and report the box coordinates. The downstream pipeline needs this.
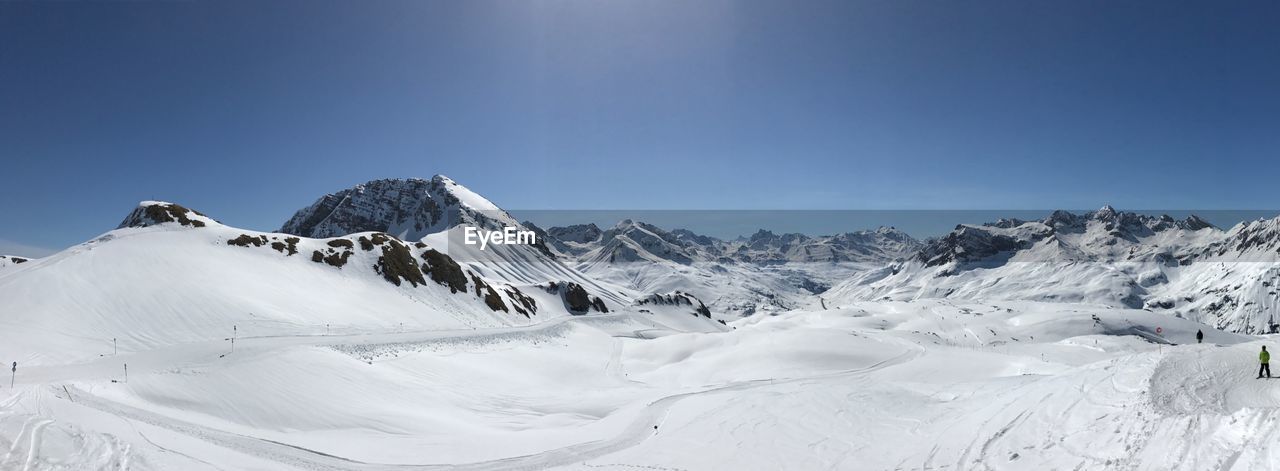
[4,291,1279,469]
[9,195,1280,469]
[0,208,606,367]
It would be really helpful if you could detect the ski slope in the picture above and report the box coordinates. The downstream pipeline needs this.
[0,200,641,367]
[2,299,1277,470]
[5,196,1280,469]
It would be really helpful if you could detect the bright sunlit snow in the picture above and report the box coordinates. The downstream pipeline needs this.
[4,188,1280,470]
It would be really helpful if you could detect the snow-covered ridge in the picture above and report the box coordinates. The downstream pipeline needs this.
[917,205,1220,267]
[542,220,922,266]
[827,206,1280,334]
[0,200,630,366]
[531,219,922,317]
[10,184,1280,468]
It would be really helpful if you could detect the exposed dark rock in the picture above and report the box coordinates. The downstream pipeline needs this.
[917,226,1027,267]
[545,281,608,314]
[228,234,268,247]
[375,240,426,287]
[563,282,594,313]
[311,248,352,268]
[119,202,208,229]
[636,291,711,318]
[420,249,468,293]
[505,287,537,317]
[469,273,508,312]
[278,178,450,239]
[695,302,711,318]
[358,233,392,251]
[270,237,299,256]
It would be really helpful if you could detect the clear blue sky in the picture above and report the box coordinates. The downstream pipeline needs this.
[3,1,1279,256]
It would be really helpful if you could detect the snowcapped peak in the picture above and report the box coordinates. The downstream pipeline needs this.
[429,174,501,212]
[279,177,516,240]
[546,223,603,243]
[118,201,215,229]
[1094,205,1119,220]
[1181,214,1214,231]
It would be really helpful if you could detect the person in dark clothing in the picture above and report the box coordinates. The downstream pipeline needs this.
[1261,346,1272,379]
[1196,330,1204,344]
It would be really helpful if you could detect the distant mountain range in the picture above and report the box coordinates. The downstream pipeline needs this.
[6,176,1280,340]
[827,205,1280,333]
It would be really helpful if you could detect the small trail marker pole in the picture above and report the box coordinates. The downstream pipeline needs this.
[232,325,237,353]
[9,362,15,388]
[124,363,128,383]
[113,338,117,355]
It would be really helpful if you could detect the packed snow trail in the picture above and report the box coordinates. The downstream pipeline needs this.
[12,312,680,387]
[48,343,921,471]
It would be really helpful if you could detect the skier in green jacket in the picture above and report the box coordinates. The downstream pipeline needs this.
[1260,346,1272,379]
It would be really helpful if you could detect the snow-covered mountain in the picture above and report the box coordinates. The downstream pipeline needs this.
[542,220,920,266]
[0,199,677,366]
[536,219,922,316]
[825,206,1280,334]
[916,205,1214,267]
[277,177,631,307]
[732,226,921,264]
[10,186,1280,470]
[280,176,513,240]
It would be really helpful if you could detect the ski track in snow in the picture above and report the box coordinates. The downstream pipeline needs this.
[51,340,922,470]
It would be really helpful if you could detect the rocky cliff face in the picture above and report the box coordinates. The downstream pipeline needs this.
[279,176,516,240]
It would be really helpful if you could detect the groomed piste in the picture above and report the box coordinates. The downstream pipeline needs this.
[2,290,1277,469]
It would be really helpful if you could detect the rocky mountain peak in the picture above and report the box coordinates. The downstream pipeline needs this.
[546,223,603,243]
[118,201,214,229]
[748,229,777,243]
[1093,205,1119,221]
[278,176,515,240]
